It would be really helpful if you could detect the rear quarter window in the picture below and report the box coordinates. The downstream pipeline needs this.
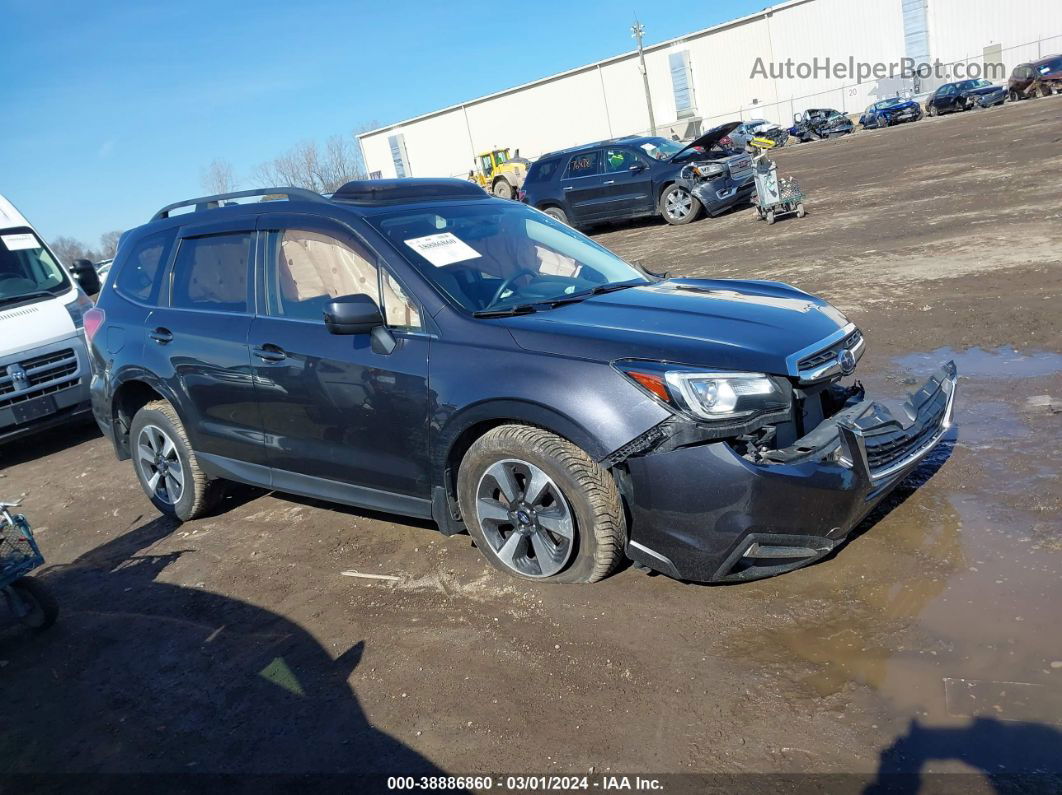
[113,229,176,304]
[526,158,561,184]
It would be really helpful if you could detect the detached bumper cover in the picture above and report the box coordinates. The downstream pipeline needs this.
[623,363,957,582]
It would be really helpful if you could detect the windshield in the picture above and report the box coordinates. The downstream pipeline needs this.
[369,202,647,313]
[0,228,71,306]
[958,79,991,90]
[638,139,685,161]
[872,98,903,111]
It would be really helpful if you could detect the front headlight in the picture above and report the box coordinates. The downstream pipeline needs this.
[616,361,790,422]
[691,163,726,179]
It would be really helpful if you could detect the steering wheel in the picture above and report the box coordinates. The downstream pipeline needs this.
[485,268,538,310]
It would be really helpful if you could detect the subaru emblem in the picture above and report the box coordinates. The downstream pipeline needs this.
[837,349,856,376]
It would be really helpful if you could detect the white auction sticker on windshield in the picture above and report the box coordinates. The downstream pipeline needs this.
[1,233,40,251]
[404,232,481,267]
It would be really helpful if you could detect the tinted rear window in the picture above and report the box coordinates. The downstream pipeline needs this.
[113,229,175,304]
[170,232,253,313]
[526,158,561,183]
[565,151,601,178]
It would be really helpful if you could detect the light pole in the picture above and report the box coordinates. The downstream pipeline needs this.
[631,19,657,136]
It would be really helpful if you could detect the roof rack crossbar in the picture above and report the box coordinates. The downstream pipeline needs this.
[151,187,328,221]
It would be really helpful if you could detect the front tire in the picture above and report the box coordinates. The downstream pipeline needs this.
[659,184,703,225]
[492,180,513,199]
[130,400,218,521]
[458,425,625,584]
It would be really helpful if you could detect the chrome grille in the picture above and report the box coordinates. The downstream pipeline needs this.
[797,330,863,372]
[864,388,949,472]
[0,347,80,404]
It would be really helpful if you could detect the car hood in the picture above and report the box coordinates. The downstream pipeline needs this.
[0,292,78,358]
[964,85,1002,95]
[500,278,851,375]
[670,122,741,162]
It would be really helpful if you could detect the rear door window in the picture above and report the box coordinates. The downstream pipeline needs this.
[527,158,560,183]
[113,230,174,304]
[170,232,253,313]
[565,151,601,179]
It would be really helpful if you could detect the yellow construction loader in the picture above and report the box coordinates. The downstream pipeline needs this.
[468,148,529,199]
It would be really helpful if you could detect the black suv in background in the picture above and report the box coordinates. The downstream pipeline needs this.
[925,79,1005,115]
[520,123,754,228]
[86,179,956,584]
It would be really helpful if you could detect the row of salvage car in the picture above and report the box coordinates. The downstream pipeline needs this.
[732,56,1062,147]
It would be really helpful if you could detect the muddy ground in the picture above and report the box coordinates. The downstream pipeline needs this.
[2,97,1060,789]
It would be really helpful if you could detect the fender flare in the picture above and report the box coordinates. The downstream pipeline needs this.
[432,398,611,494]
[109,367,189,455]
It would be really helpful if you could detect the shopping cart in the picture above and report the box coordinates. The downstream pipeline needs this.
[1,500,58,630]
[749,136,806,225]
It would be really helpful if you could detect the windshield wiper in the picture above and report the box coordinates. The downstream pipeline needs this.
[473,280,646,317]
[546,279,645,306]
[472,304,539,318]
[0,291,56,308]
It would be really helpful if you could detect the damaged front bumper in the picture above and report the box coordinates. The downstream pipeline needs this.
[621,362,957,583]
[690,176,755,216]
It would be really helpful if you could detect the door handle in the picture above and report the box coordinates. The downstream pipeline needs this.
[563,186,574,191]
[149,327,173,345]
[253,344,287,362]
[603,180,615,185]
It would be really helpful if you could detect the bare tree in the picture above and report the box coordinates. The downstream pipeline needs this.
[201,159,237,195]
[50,236,100,265]
[98,230,124,260]
[252,134,366,194]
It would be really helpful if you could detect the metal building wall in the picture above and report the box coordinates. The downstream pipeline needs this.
[358,0,1061,180]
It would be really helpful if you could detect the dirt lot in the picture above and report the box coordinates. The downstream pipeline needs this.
[2,98,1060,789]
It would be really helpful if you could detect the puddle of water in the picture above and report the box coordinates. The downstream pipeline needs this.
[895,346,1062,379]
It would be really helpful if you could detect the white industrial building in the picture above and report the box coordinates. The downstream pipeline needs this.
[358,0,1061,180]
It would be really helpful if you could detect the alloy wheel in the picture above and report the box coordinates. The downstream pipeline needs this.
[665,187,693,221]
[136,424,185,505]
[475,458,574,578]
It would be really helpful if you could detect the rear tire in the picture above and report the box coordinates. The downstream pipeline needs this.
[8,577,58,630]
[130,400,219,521]
[659,185,703,225]
[541,206,569,225]
[458,425,625,584]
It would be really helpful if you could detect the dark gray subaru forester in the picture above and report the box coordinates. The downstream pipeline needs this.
[86,179,956,584]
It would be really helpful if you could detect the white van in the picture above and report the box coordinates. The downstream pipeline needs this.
[0,193,99,443]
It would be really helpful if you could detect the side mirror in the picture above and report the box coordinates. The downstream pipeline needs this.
[71,258,101,295]
[324,294,384,335]
[628,162,647,173]
[793,113,801,123]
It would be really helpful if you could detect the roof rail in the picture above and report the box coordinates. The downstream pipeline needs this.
[151,187,328,221]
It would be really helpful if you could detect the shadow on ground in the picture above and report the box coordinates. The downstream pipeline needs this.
[0,514,454,780]
[0,418,100,467]
[866,717,1062,793]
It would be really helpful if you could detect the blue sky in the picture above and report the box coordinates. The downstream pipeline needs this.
[1,0,767,246]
